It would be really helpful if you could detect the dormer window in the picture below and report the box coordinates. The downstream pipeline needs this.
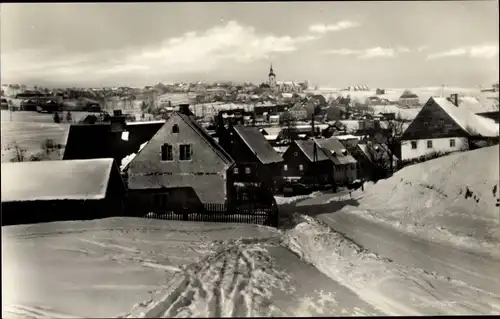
[172,124,179,133]
[341,149,347,155]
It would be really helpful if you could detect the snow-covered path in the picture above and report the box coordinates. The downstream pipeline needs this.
[282,214,500,315]
[317,210,500,297]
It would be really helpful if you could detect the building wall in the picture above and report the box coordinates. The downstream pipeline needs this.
[282,143,332,184]
[399,97,420,108]
[333,163,357,184]
[127,114,232,204]
[401,137,468,161]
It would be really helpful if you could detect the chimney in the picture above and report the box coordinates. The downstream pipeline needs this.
[451,93,459,107]
[179,103,192,116]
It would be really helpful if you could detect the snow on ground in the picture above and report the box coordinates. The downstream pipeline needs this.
[274,191,324,205]
[281,214,500,315]
[2,217,380,318]
[352,145,500,257]
[1,218,280,318]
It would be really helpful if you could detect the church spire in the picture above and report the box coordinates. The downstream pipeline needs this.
[269,63,275,77]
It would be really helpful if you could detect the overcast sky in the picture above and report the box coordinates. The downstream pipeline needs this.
[1,1,498,88]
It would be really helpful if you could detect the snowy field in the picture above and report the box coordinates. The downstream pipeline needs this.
[2,217,381,318]
[4,205,500,317]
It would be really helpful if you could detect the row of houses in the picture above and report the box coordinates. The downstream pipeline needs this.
[2,104,368,225]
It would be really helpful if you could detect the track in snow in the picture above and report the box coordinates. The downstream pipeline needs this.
[127,238,294,318]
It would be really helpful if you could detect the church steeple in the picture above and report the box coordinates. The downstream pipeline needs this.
[269,63,275,77]
[268,63,276,88]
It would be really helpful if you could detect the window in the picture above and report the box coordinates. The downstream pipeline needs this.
[233,167,239,174]
[411,141,417,149]
[245,167,251,174]
[179,144,192,160]
[299,164,304,171]
[161,143,173,161]
[424,122,429,128]
[294,152,298,157]
[450,139,456,147]
[351,163,356,170]
[283,164,288,171]
[439,119,445,126]
[427,140,433,149]
[172,124,179,133]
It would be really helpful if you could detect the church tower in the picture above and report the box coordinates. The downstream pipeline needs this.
[268,63,276,89]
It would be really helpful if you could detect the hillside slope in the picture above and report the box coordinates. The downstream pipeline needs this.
[356,145,500,255]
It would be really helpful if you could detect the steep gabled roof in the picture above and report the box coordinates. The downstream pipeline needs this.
[232,125,283,164]
[317,137,357,165]
[177,113,234,165]
[1,158,122,202]
[294,139,330,162]
[432,97,499,137]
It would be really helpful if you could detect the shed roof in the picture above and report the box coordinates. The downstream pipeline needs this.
[232,125,283,164]
[432,97,499,137]
[1,158,120,202]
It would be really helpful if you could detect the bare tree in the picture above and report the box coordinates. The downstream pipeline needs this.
[279,111,298,142]
[7,141,27,162]
[366,113,408,174]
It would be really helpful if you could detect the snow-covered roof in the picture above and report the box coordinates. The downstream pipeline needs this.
[433,97,499,137]
[459,96,499,114]
[335,134,361,140]
[1,158,119,202]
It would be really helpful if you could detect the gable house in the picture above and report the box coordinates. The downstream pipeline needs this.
[125,106,235,212]
[221,125,284,191]
[282,139,333,186]
[400,96,499,161]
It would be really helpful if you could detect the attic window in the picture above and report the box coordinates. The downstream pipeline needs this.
[172,124,179,133]
[341,149,347,155]
[439,119,445,126]
[294,152,298,156]
[424,122,429,128]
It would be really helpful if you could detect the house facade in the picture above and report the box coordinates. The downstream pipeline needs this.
[400,97,499,161]
[317,137,357,185]
[126,108,235,210]
[282,140,333,185]
[398,90,420,108]
[288,102,308,121]
[221,125,284,192]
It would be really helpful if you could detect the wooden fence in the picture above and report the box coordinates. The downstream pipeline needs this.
[123,200,280,227]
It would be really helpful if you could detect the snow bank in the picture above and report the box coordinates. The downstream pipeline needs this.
[274,191,323,205]
[281,215,500,315]
[355,145,500,257]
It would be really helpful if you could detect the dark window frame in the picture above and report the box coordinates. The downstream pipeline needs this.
[179,144,193,161]
[450,139,456,147]
[427,140,433,149]
[161,143,173,161]
[411,141,418,149]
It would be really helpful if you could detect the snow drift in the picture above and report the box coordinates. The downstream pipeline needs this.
[353,145,500,256]
[281,214,500,315]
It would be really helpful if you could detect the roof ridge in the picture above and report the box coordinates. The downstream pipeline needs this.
[178,113,234,164]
